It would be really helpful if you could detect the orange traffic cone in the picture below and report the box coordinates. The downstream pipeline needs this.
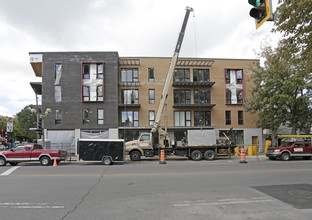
[239,148,248,163]
[53,158,57,167]
[159,149,166,164]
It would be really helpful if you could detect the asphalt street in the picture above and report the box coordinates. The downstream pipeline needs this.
[1,156,312,220]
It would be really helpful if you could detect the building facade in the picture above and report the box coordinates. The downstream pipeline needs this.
[29,52,262,155]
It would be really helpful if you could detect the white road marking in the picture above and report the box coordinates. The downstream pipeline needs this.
[1,166,20,176]
[173,198,274,207]
[0,203,64,209]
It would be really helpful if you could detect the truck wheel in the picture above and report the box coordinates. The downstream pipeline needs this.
[204,150,216,160]
[40,156,51,166]
[102,157,112,165]
[9,162,18,166]
[130,151,141,161]
[281,153,290,161]
[0,157,6,166]
[190,150,203,161]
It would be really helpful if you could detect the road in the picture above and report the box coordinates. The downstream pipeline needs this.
[1,156,312,220]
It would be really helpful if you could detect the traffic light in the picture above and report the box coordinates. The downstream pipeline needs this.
[0,129,3,136]
[249,0,273,29]
[38,118,42,129]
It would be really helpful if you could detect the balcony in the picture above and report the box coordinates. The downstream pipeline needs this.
[173,103,216,108]
[172,81,215,87]
[118,104,141,108]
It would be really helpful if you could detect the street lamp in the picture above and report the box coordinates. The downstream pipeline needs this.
[31,108,52,149]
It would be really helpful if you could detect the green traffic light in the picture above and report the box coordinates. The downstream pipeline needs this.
[248,0,261,7]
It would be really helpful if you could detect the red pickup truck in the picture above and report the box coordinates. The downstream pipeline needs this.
[266,137,312,161]
[0,143,67,166]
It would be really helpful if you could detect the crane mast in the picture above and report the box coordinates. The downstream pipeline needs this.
[151,6,194,134]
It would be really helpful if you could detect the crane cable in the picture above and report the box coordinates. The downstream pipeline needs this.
[192,10,198,58]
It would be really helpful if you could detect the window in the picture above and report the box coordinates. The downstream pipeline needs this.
[55,63,62,85]
[193,69,210,82]
[55,109,62,124]
[149,89,155,104]
[140,134,150,141]
[83,64,90,79]
[174,69,190,82]
[98,109,104,125]
[148,68,155,82]
[238,111,244,125]
[225,111,231,125]
[194,111,211,126]
[121,111,139,127]
[149,111,155,126]
[225,69,244,105]
[174,90,191,105]
[194,90,211,104]
[121,89,139,104]
[97,63,103,79]
[97,86,103,101]
[83,109,90,125]
[83,86,90,101]
[237,90,243,104]
[226,90,231,104]
[174,111,191,126]
[121,68,139,82]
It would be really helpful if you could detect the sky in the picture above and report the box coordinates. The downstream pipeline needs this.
[0,0,281,117]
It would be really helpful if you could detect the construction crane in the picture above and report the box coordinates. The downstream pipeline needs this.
[151,6,194,135]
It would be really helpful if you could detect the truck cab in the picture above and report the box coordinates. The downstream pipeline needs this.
[266,137,312,161]
[125,130,174,161]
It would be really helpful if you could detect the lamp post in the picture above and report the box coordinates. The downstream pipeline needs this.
[31,108,52,149]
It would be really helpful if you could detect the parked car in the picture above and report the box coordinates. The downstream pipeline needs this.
[0,143,67,166]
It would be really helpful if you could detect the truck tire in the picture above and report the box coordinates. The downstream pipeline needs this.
[9,162,18,166]
[204,150,216,160]
[102,157,112,165]
[190,150,203,161]
[40,156,51,166]
[281,152,290,161]
[0,157,6,166]
[130,151,141,161]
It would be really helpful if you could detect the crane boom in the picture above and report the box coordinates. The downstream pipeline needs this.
[151,6,194,133]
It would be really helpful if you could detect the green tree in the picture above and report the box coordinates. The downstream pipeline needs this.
[15,106,37,142]
[273,0,312,72]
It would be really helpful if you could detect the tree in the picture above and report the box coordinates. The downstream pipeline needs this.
[273,0,312,73]
[15,106,37,142]
[244,44,312,137]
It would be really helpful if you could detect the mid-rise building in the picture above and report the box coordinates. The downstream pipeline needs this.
[29,52,262,155]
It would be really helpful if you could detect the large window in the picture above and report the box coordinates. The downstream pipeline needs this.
[194,90,211,104]
[194,111,211,126]
[121,68,139,82]
[193,69,210,82]
[225,69,244,105]
[238,111,244,125]
[82,63,104,102]
[149,89,155,104]
[148,68,155,82]
[98,109,104,125]
[83,63,104,79]
[174,69,190,82]
[174,90,191,105]
[121,89,139,104]
[149,111,155,126]
[225,111,231,125]
[174,111,191,126]
[121,111,139,127]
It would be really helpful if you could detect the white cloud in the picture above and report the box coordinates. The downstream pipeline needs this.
[0,0,281,116]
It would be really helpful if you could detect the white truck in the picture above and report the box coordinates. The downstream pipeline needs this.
[125,129,233,161]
